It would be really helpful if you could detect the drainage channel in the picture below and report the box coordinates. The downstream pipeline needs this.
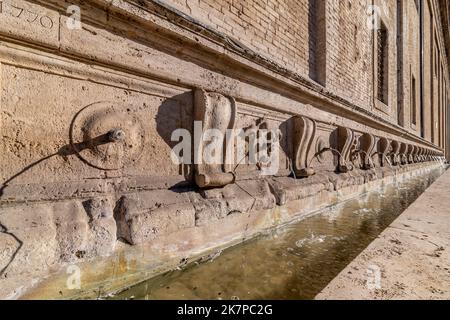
[107,166,447,300]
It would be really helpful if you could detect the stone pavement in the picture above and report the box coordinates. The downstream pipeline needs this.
[316,167,450,300]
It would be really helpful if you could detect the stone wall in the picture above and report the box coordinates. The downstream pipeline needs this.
[0,0,448,299]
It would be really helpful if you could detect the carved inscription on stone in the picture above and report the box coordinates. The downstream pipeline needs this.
[0,1,54,28]
[0,0,59,48]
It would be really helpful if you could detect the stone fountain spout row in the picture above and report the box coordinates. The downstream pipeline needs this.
[191,89,444,189]
[335,126,444,174]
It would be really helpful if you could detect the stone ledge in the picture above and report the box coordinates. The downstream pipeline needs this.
[0,161,442,299]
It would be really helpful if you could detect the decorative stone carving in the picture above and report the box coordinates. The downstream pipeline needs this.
[434,151,440,161]
[390,140,401,166]
[293,116,316,177]
[194,89,236,188]
[337,127,355,173]
[315,136,328,163]
[413,146,419,163]
[359,133,376,170]
[399,143,408,165]
[407,145,414,164]
[70,101,145,170]
[410,145,415,163]
[378,137,391,167]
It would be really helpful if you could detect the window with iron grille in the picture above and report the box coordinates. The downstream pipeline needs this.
[376,21,389,104]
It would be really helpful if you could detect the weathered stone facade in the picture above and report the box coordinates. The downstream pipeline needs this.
[0,0,449,299]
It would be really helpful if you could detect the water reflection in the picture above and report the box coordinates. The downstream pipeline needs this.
[111,167,446,300]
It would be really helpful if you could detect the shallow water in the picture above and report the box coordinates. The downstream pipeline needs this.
[111,166,446,300]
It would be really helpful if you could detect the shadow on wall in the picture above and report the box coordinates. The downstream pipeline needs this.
[0,222,23,278]
[0,152,60,197]
[155,92,195,187]
[279,117,294,173]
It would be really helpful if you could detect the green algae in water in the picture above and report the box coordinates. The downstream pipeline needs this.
[110,167,446,300]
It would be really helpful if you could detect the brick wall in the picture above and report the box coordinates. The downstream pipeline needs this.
[163,0,311,75]
[325,0,374,114]
[159,1,383,115]
[158,0,449,146]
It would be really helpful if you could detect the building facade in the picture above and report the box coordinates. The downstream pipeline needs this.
[0,0,449,298]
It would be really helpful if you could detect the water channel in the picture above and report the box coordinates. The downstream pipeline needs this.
[110,166,447,300]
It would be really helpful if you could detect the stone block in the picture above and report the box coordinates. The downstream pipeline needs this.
[115,196,195,245]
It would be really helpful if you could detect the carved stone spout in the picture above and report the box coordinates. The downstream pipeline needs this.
[407,145,414,164]
[337,126,355,173]
[412,146,419,163]
[390,140,401,166]
[399,143,408,165]
[194,89,236,188]
[378,137,391,167]
[360,133,376,170]
[293,116,316,177]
